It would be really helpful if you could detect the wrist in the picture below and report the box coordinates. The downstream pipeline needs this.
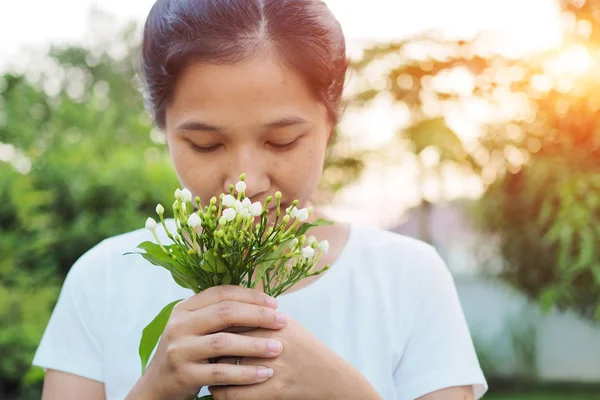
[126,371,175,400]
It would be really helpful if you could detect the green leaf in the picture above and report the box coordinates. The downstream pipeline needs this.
[253,239,294,286]
[129,241,177,269]
[221,273,232,285]
[140,299,183,374]
[572,226,596,272]
[557,224,573,271]
[202,250,228,273]
[128,242,198,291]
[296,218,334,237]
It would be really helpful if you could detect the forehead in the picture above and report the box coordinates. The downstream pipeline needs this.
[165,51,326,127]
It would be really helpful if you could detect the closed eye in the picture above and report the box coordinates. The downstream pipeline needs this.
[189,142,222,153]
[267,137,301,150]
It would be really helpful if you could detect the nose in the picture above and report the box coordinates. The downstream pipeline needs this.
[223,150,271,199]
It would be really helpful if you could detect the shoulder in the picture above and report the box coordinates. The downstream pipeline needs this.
[64,220,176,286]
[348,223,448,277]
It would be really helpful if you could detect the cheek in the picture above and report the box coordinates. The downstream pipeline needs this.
[275,137,326,199]
[166,136,224,198]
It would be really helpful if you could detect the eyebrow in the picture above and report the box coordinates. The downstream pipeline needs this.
[176,116,312,132]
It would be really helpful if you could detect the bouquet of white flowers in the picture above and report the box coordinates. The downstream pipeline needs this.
[126,174,332,399]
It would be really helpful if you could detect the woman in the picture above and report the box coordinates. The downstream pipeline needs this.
[33,0,488,399]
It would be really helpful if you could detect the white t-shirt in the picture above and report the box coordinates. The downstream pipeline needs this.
[33,221,488,400]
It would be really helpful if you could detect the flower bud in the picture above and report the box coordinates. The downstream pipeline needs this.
[222,194,235,207]
[302,246,315,259]
[282,215,291,224]
[155,204,165,216]
[223,208,236,221]
[174,188,182,199]
[235,180,247,193]
[181,188,193,203]
[187,213,201,228]
[145,217,157,231]
[242,197,251,209]
[291,238,299,248]
[219,216,227,226]
[296,208,309,222]
[307,235,317,245]
[275,191,282,199]
[250,202,262,217]
[210,197,217,205]
[318,240,330,254]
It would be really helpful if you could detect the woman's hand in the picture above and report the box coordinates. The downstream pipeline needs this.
[127,286,289,400]
[209,317,382,400]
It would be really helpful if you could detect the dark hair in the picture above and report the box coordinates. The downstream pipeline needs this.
[140,0,348,129]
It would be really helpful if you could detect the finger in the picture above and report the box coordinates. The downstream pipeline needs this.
[192,363,274,387]
[178,285,278,312]
[192,301,288,335]
[178,332,283,361]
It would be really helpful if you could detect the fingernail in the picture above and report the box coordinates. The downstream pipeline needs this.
[266,296,278,309]
[257,367,274,379]
[267,339,282,353]
[275,311,287,324]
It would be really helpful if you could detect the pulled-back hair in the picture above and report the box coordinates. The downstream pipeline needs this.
[141,0,348,129]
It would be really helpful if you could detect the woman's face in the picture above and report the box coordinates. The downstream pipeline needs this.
[164,50,332,216]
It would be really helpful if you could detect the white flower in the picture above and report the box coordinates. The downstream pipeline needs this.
[187,213,201,228]
[235,180,247,193]
[290,207,298,218]
[234,200,244,213]
[174,188,182,200]
[250,202,263,217]
[155,204,165,215]
[239,209,251,219]
[306,206,313,215]
[219,216,227,226]
[296,208,309,222]
[307,235,317,245]
[222,194,235,207]
[242,197,252,209]
[181,188,192,203]
[291,238,299,248]
[145,217,157,231]
[318,240,330,254]
[302,246,315,259]
[223,208,236,221]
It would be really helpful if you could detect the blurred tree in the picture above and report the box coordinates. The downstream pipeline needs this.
[348,37,484,242]
[0,10,366,396]
[475,0,600,321]
[348,1,600,321]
